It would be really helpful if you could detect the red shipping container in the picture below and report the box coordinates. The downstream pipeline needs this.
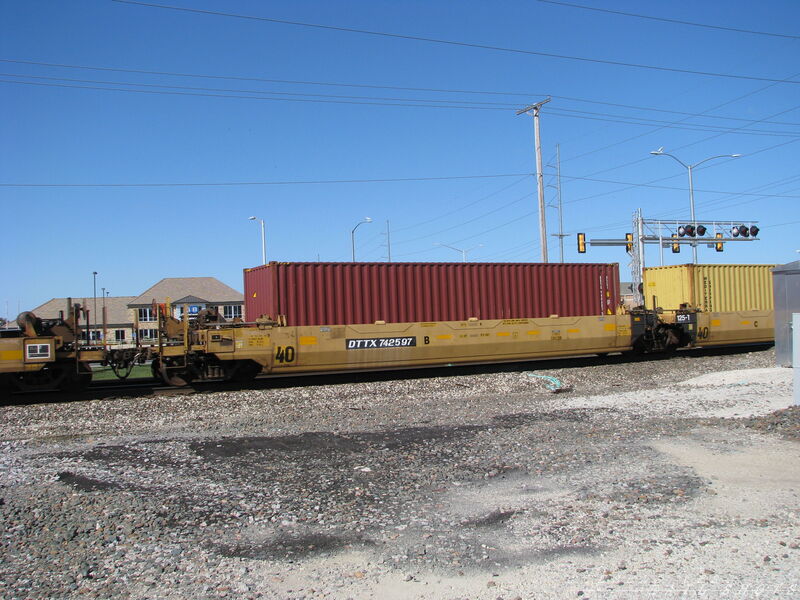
[244,262,620,326]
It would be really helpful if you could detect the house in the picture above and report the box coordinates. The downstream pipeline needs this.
[30,296,138,345]
[30,277,243,345]
[128,277,243,341]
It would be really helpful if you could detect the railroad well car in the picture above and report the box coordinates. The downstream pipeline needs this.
[1,262,777,393]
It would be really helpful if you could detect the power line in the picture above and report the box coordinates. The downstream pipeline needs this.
[0,173,531,188]
[112,0,800,85]
[6,75,798,138]
[560,71,800,164]
[558,173,800,199]
[537,0,800,40]
[4,164,799,199]
[0,78,511,111]
[392,191,534,246]
[391,176,530,233]
[0,72,521,108]
[548,106,799,137]
[6,57,800,127]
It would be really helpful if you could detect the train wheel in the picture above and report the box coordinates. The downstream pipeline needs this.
[223,360,262,383]
[151,359,194,387]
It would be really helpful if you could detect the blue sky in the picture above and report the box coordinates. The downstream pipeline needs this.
[2,0,799,316]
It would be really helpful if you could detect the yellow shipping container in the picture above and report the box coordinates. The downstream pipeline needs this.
[642,264,775,312]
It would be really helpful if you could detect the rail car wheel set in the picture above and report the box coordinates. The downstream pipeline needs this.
[0,261,776,395]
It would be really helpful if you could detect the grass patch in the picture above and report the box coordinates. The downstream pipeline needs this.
[92,364,153,381]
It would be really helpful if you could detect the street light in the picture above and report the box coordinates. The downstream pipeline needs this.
[248,216,266,265]
[650,148,741,263]
[435,242,484,263]
[351,217,373,262]
[92,271,98,344]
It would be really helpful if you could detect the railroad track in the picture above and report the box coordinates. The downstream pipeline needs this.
[1,344,770,406]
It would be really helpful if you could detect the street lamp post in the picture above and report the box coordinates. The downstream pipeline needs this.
[92,271,98,344]
[351,217,373,262]
[650,148,741,263]
[248,216,266,265]
[435,242,484,263]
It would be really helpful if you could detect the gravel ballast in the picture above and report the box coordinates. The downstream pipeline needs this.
[1,347,798,599]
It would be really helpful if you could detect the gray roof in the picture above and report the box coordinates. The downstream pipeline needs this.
[129,277,242,306]
[31,296,137,326]
[773,260,800,273]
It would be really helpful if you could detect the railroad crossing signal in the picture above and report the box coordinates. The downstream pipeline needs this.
[625,233,633,254]
[671,234,680,253]
[715,232,724,252]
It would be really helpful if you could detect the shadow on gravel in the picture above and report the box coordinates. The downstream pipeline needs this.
[461,509,517,527]
[216,532,373,560]
[57,471,122,492]
[190,409,602,460]
[191,424,483,459]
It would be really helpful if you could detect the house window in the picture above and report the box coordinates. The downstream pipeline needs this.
[223,305,242,319]
[138,329,158,340]
[138,308,155,322]
[80,330,103,341]
[115,330,126,341]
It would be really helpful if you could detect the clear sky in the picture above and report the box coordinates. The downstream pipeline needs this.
[2,0,799,316]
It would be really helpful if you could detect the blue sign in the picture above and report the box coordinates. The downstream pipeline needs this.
[189,305,201,315]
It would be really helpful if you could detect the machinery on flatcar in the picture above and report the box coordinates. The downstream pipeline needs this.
[0,303,103,393]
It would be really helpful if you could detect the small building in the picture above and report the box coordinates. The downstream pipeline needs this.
[128,277,243,341]
[30,296,138,346]
[619,282,637,309]
[29,277,244,345]
[773,261,800,367]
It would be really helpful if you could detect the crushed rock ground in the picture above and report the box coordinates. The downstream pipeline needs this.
[1,347,799,599]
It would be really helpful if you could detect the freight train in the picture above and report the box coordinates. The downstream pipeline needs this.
[0,262,776,393]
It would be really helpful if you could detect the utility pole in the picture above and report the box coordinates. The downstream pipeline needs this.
[551,144,567,263]
[517,97,551,263]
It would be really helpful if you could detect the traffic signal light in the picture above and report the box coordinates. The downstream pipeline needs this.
[625,233,633,254]
[750,225,759,237]
[696,224,707,236]
[577,232,586,253]
[671,233,680,253]
[715,232,724,252]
